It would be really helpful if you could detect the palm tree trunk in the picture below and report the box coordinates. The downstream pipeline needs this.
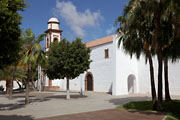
[16,80,22,89]
[6,80,10,94]
[9,79,13,100]
[25,64,30,104]
[9,66,16,100]
[147,51,158,110]
[153,10,162,111]
[164,58,171,102]
[66,77,70,99]
[157,48,163,110]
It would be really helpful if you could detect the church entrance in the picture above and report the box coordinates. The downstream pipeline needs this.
[85,72,93,91]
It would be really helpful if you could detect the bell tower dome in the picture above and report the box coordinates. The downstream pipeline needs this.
[45,17,63,51]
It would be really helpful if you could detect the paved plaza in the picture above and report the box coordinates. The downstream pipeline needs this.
[36,109,165,120]
[0,91,170,120]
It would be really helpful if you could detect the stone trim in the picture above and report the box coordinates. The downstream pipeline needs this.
[45,29,63,34]
[48,21,60,24]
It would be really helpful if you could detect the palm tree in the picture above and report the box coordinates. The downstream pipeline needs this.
[117,0,180,109]
[21,29,46,104]
[0,64,26,99]
[163,0,180,102]
[117,11,158,110]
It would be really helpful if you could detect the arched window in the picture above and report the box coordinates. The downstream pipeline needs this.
[53,37,58,42]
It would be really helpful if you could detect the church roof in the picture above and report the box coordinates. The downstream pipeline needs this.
[86,35,113,48]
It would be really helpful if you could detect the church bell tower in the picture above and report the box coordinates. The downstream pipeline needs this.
[45,17,63,51]
[44,17,62,90]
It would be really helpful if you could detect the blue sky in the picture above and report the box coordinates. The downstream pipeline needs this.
[20,0,130,46]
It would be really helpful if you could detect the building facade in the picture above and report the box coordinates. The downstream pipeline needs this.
[45,18,180,96]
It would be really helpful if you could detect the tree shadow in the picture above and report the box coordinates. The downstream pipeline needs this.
[0,115,34,120]
[17,97,51,105]
[0,93,51,111]
[44,90,82,93]
[0,92,88,111]
[109,96,166,118]
[108,96,151,106]
[3,91,55,99]
[45,94,88,100]
[0,103,25,111]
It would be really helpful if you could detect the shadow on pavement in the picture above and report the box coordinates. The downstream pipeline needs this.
[108,96,166,118]
[45,94,88,99]
[0,115,34,120]
[17,97,50,105]
[108,96,151,106]
[0,92,88,111]
[0,103,25,111]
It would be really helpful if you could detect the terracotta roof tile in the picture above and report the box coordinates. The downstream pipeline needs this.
[86,35,114,48]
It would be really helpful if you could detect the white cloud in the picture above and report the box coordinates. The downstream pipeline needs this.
[54,1,103,37]
[106,26,116,35]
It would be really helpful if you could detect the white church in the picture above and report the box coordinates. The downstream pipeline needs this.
[44,17,180,96]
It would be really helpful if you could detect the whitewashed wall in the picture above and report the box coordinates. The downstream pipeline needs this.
[48,34,180,96]
[59,74,85,91]
[168,62,180,95]
[89,42,114,92]
[137,56,158,94]
[112,35,138,95]
[48,23,59,30]
[138,56,180,96]
[52,23,59,30]
[113,33,180,96]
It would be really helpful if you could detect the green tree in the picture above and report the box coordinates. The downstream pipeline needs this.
[141,0,180,105]
[161,0,180,102]
[0,0,26,69]
[116,0,158,110]
[46,38,91,99]
[21,29,47,104]
[117,0,180,110]
[0,64,26,99]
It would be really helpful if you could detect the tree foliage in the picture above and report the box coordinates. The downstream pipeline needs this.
[117,0,180,110]
[46,38,91,80]
[46,38,91,99]
[0,0,26,69]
